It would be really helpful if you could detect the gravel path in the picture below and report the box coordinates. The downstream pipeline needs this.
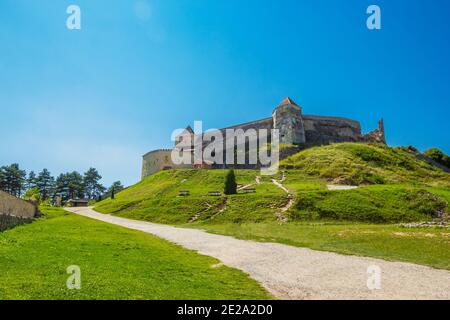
[66,207,450,300]
[270,178,293,222]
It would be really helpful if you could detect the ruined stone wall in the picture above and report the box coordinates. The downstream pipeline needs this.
[0,190,37,219]
[361,119,386,144]
[302,115,362,146]
[220,117,273,134]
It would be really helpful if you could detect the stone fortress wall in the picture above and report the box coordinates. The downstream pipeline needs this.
[0,190,37,219]
[141,97,386,179]
[0,190,37,231]
[142,149,194,178]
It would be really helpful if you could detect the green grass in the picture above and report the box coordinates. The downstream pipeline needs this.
[96,169,448,224]
[280,143,450,186]
[289,185,448,223]
[0,207,271,300]
[198,222,450,270]
[96,169,288,224]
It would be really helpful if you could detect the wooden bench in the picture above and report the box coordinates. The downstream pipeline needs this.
[178,190,190,197]
[241,187,256,193]
[208,191,222,197]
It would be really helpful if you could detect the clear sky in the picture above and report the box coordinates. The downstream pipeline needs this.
[1,0,449,186]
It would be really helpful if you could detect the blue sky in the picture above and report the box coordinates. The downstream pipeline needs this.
[1,0,449,186]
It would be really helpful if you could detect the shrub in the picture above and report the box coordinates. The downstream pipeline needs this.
[424,148,450,168]
[224,170,237,195]
[23,188,41,203]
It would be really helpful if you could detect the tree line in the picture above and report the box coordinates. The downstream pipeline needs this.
[0,164,124,204]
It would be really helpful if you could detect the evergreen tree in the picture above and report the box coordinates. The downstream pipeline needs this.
[224,169,237,195]
[36,169,55,200]
[68,171,85,200]
[83,168,105,200]
[0,166,5,192]
[0,164,26,197]
[55,171,85,203]
[55,173,70,203]
[105,181,124,200]
[26,171,37,190]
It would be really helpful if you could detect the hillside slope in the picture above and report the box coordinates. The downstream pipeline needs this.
[95,143,449,224]
[280,143,450,186]
[95,170,289,224]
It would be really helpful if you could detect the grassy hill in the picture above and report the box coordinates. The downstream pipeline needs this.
[96,143,449,224]
[96,169,289,224]
[280,143,450,186]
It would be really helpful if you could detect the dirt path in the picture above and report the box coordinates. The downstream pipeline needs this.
[271,179,290,194]
[271,176,294,222]
[327,185,359,191]
[66,207,450,300]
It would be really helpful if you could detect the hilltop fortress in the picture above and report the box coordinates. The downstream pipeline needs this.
[142,97,386,179]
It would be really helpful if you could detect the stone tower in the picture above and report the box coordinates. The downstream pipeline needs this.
[272,97,306,145]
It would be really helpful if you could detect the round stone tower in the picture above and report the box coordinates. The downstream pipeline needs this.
[272,97,306,145]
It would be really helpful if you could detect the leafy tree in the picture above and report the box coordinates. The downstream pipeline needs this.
[424,148,450,168]
[23,187,42,203]
[83,168,105,200]
[0,164,26,197]
[36,169,55,200]
[224,169,237,195]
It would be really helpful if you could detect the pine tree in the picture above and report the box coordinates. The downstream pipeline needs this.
[55,171,85,203]
[224,169,237,195]
[0,164,26,197]
[36,169,55,200]
[83,168,105,200]
[107,181,123,200]
[26,171,37,190]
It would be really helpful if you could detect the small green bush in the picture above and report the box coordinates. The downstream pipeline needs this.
[224,170,237,195]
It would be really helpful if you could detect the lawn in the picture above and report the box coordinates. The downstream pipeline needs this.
[0,207,271,300]
[198,222,450,270]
